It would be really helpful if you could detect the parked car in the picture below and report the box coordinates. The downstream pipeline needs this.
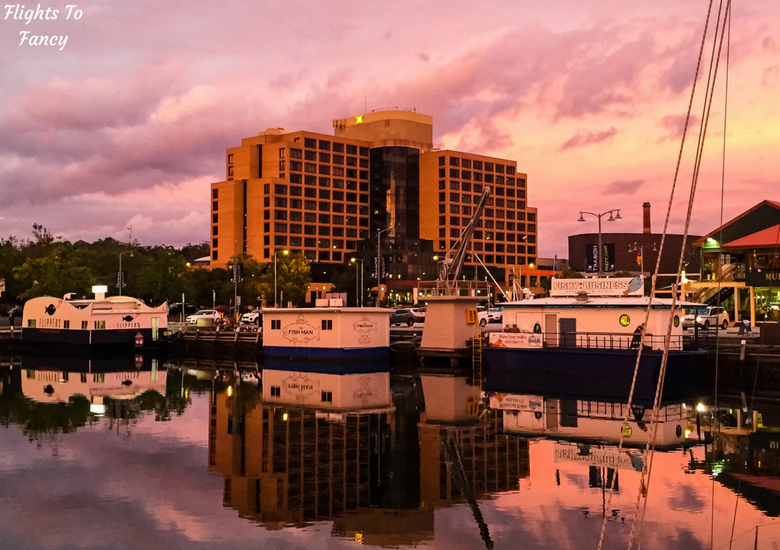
[683,306,730,329]
[488,306,503,324]
[414,306,427,323]
[477,305,489,327]
[186,310,221,325]
[241,310,262,326]
[389,308,416,327]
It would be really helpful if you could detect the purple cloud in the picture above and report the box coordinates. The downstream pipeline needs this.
[605,179,646,195]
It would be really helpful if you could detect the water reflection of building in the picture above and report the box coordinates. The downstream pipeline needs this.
[689,400,780,515]
[208,365,435,546]
[418,374,530,510]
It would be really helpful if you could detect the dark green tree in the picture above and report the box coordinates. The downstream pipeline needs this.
[253,252,311,307]
[13,244,95,300]
[133,248,194,306]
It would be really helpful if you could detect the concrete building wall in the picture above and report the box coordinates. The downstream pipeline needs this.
[419,149,536,283]
[210,180,244,265]
[333,110,433,150]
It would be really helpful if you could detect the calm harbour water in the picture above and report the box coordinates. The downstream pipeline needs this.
[1,359,779,550]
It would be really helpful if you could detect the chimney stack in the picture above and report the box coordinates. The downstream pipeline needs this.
[643,202,651,234]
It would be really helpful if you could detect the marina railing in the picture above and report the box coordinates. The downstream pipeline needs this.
[507,330,688,351]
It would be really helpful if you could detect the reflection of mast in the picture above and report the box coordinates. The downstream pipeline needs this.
[418,371,529,547]
[442,433,493,550]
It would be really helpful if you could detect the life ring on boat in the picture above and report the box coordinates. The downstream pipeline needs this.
[134,332,144,348]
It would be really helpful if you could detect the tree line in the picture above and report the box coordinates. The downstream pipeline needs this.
[0,225,312,309]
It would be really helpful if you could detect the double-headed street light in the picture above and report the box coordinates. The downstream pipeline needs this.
[376,227,394,307]
[578,209,622,277]
[274,249,289,308]
[118,250,134,296]
[629,242,657,278]
[350,257,364,307]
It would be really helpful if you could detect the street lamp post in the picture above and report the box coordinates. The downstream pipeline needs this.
[118,250,134,296]
[274,249,289,308]
[376,227,394,307]
[351,258,364,307]
[578,209,622,277]
[629,242,657,278]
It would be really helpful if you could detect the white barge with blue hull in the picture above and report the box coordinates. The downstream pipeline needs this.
[262,307,391,367]
[483,277,707,404]
[22,294,168,354]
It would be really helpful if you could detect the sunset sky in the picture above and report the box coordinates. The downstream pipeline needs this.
[1,0,778,257]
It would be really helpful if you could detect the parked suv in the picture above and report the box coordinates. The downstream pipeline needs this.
[414,307,427,323]
[241,310,262,326]
[488,306,503,324]
[389,308,416,327]
[683,306,730,330]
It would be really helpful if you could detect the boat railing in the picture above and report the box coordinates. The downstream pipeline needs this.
[506,330,688,351]
[417,280,491,297]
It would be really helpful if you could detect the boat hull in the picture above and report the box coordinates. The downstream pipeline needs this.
[21,327,168,355]
[483,347,706,406]
[263,345,389,363]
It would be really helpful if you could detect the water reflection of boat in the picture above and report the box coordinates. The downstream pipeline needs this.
[687,398,780,516]
[418,371,530,549]
[0,356,186,436]
[262,361,391,412]
[486,392,689,448]
[208,360,433,545]
[21,358,166,416]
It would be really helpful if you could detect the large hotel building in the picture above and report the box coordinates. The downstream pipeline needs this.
[210,110,537,301]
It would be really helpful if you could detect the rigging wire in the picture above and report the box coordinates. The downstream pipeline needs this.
[632,1,733,548]
[594,1,717,548]
[713,2,731,549]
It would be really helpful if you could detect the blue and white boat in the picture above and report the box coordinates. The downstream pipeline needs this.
[483,277,707,403]
[22,294,168,354]
[262,307,391,367]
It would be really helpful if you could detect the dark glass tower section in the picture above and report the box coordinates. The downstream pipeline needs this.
[369,147,420,238]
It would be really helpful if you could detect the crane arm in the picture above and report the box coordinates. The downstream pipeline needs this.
[438,186,492,283]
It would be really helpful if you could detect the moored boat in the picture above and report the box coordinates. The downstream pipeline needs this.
[262,307,391,367]
[22,294,168,354]
[483,277,707,403]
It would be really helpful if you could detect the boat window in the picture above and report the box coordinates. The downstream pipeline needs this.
[321,391,333,403]
[82,321,88,330]
[63,320,70,329]
[27,319,36,328]
[271,320,281,330]
[95,320,106,330]
[322,319,333,330]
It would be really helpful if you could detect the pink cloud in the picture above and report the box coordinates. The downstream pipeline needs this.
[558,127,618,151]
[0,0,777,253]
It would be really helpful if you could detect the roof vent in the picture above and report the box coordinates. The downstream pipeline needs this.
[575,291,589,302]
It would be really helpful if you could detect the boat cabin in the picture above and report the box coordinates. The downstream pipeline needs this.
[262,307,391,361]
[22,295,168,351]
[491,277,686,351]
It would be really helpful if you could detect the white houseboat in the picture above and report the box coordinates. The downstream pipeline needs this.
[483,277,707,403]
[22,292,168,353]
[262,307,391,366]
